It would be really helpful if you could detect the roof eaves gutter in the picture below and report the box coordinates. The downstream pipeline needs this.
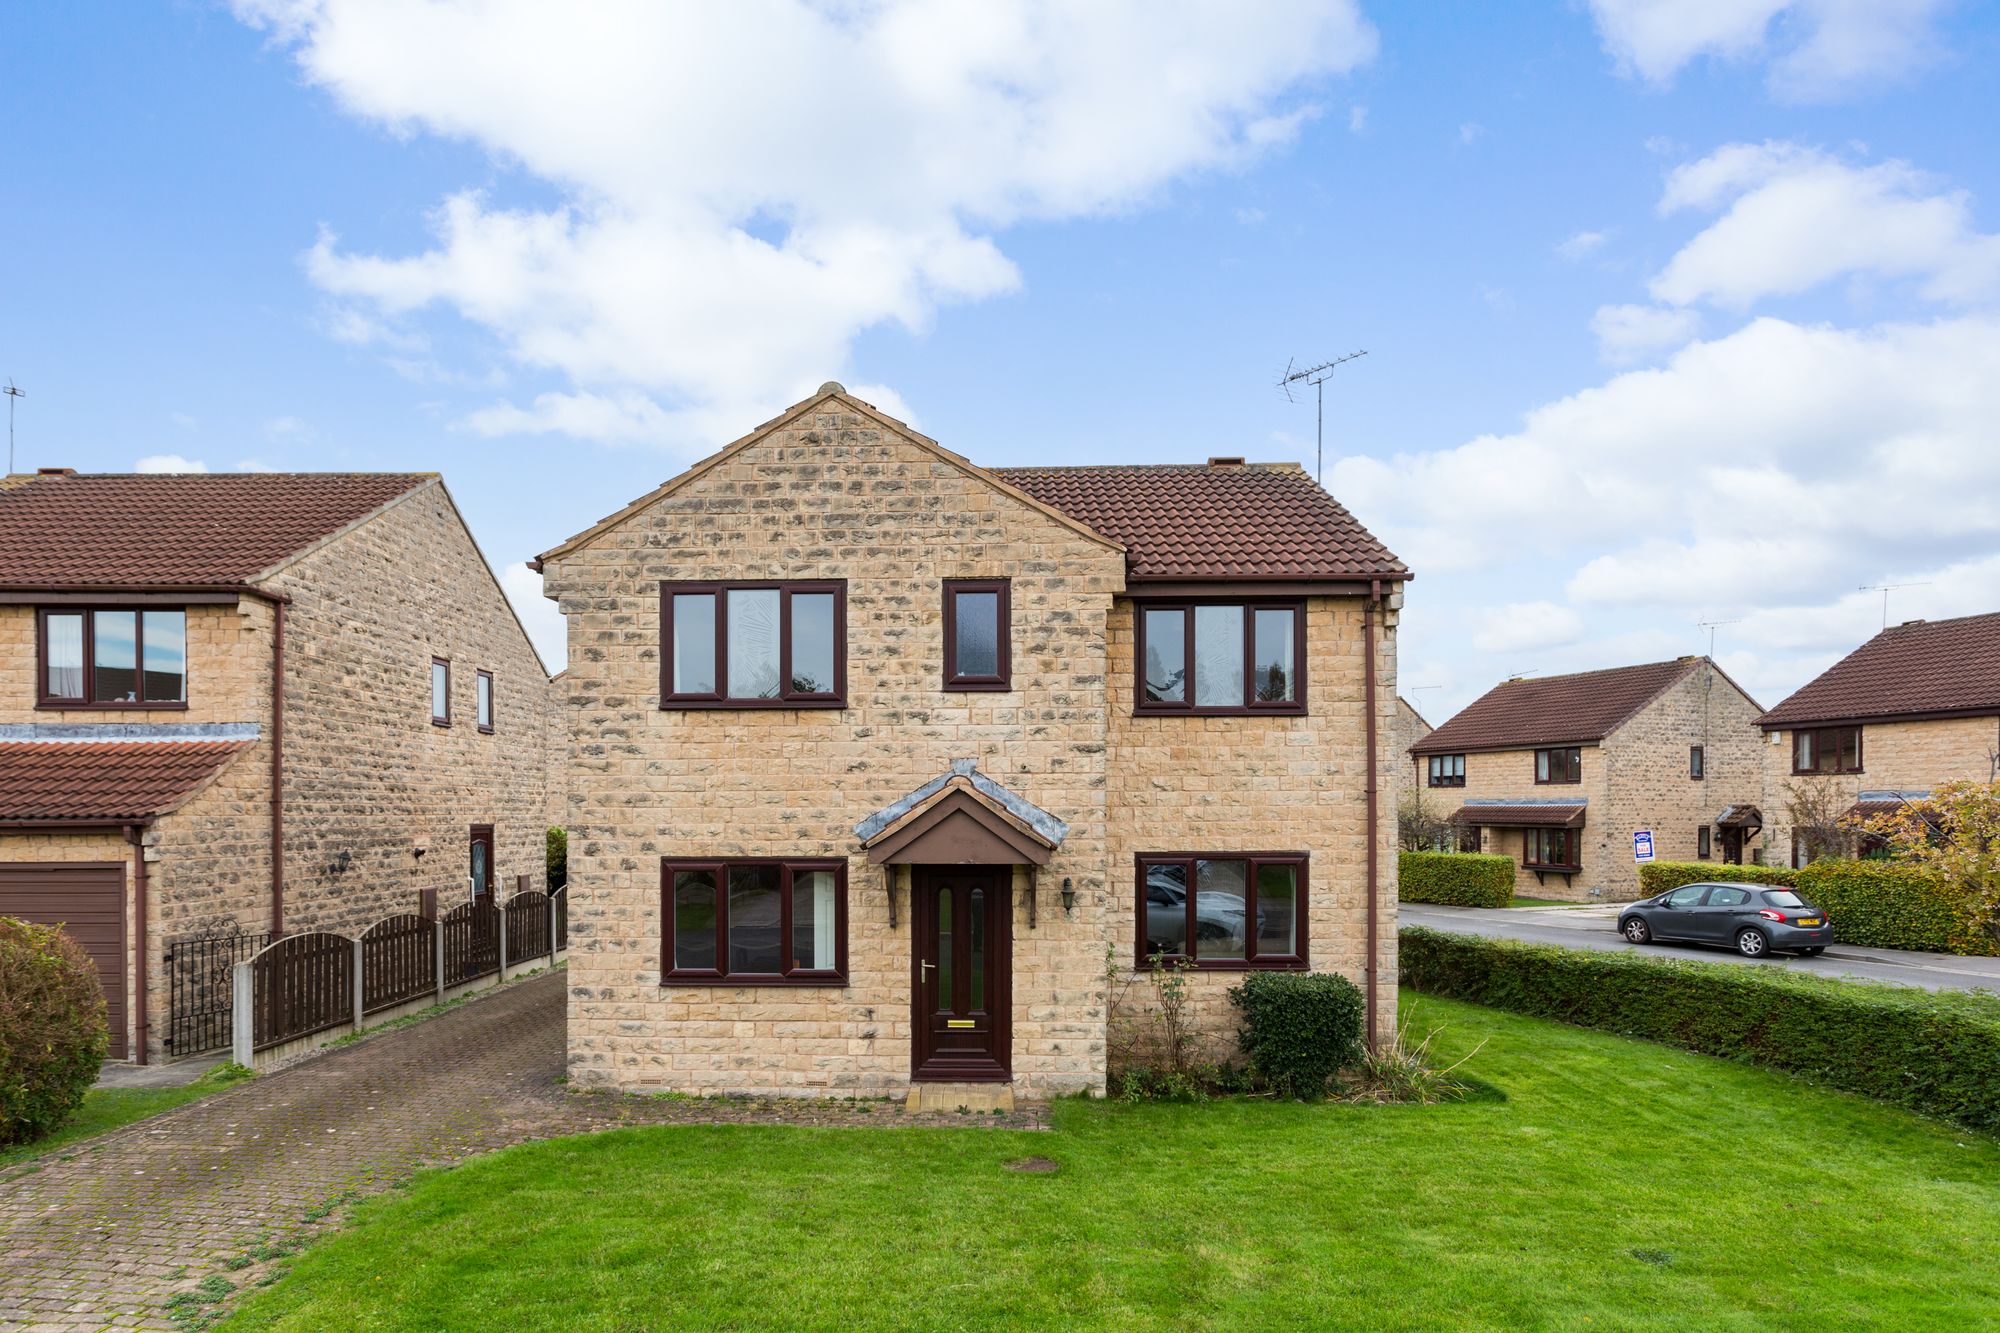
[1757,705,2000,731]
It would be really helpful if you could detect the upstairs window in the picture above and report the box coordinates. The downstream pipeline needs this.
[1690,745,1705,780]
[1136,601,1305,715]
[1793,726,1862,775]
[1535,747,1582,784]
[662,581,846,709]
[943,579,1011,691]
[1427,754,1465,787]
[39,608,186,707]
[476,669,495,733]
[432,658,451,726]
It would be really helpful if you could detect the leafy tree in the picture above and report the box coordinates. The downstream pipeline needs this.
[1849,779,2000,948]
[1398,789,1458,853]
[1786,777,1856,863]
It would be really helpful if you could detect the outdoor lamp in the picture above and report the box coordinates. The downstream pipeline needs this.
[1061,877,1075,915]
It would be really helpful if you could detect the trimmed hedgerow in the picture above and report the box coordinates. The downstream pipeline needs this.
[1228,971,1366,1101]
[1400,926,2000,1133]
[1796,859,1995,957]
[0,917,109,1146]
[1637,861,1796,896]
[1399,852,1515,908]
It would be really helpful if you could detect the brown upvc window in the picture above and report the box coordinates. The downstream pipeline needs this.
[1690,745,1704,780]
[662,858,847,985]
[476,669,495,733]
[1134,600,1306,715]
[1697,825,1713,860]
[38,608,188,708]
[661,581,846,709]
[942,579,1010,691]
[1427,754,1465,787]
[1793,726,1862,775]
[1136,853,1307,970]
[1522,828,1577,870]
[431,657,451,726]
[1534,747,1582,784]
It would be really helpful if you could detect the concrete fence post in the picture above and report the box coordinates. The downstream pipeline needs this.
[231,961,253,1069]
[498,901,509,981]
[434,917,446,1007]
[352,936,365,1032]
[548,896,557,964]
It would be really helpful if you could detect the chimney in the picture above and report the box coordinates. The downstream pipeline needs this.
[1207,456,1245,466]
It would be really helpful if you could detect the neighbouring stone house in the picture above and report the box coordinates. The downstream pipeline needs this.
[536,383,1409,1103]
[0,470,558,1062]
[1409,657,1763,901]
[1393,696,1433,796]
[1758,612,2000,867]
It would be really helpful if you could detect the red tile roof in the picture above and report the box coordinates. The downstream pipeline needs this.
[1412,658,1702,755]
[0,740,252,823]
[1451,801,1587,829]
[0,472,433,589]
[1759,612,2000,728]
[992,464,1408,582]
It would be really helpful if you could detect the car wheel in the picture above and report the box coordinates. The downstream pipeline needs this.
[1621,917,1652,944]
[1797,946,1825,957]
[1735,928,1770,958]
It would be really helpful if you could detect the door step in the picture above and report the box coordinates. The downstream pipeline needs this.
[906,1082,1015,1114]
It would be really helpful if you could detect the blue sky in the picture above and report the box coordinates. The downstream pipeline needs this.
[3,2,1997,717]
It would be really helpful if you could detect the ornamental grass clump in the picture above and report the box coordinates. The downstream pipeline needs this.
[0,916,109,1145]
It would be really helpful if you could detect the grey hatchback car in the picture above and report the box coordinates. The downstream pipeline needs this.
[1618,883,1833,958]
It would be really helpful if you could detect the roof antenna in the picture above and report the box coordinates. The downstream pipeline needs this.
[1859,583,1930,630]
[4,380,22,474]
[1697,618,1739,659]
[1278,351,1367,486]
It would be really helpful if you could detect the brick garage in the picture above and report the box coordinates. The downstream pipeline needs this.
[541,384,1407,1100]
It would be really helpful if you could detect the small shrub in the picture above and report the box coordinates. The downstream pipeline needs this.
[1399,851,1515,908]
[1342,1008,1484,1105]
[1400,926,2000,1133]
[1796,858,1994,956]
[1228,971,1366,1100]
[546,826,568,891]
[0,917,109,1146]
[1637,861,1796,897]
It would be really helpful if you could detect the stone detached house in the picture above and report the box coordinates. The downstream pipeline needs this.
[1409,657,1763,901]
[1393,696,1433,791]
[1758,611,2000,867]
[537,384,1409,1103]
[0,470,557,1061]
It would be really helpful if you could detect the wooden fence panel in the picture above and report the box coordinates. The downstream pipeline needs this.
[362,913,437,1014]
[250,932,355,1050]
[441,901,501,986]
[505,891,551,963]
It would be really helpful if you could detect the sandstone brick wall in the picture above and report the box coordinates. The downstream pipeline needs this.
[1760,715,2000,865]
[1449,745,1610,901]
[1392,696,1431,806]
[267,481,557,935]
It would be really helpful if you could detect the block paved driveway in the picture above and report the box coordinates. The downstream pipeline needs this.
[0,971,1039,1330]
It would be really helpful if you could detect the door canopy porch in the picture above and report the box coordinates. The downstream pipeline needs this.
[1450,799,1587,830]
[854,759,1067,867]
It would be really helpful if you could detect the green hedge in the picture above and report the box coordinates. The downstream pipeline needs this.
[1400,926,2000,1133]
[1637,861,1796,895]
[1796,860,1996,957]
[1228,971,1365,1100]
[1399,852,1515,908]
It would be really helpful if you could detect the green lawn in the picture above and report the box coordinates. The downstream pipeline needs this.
[1,1063,250,1174]
[223,1000,2000,1331]
[1505,895,1576,907]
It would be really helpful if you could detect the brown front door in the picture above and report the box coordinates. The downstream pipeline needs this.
[469,825,495,905]
[1720,827,1744,865]
[1,863,128,1059]
[912,865,1010,1082]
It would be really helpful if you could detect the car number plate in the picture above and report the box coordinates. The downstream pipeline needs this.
[1797,917,1821,926]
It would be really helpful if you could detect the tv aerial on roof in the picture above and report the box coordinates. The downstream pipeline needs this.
[1277,350,1367,487]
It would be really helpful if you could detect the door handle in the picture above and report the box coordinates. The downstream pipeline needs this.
[919,960,935,978]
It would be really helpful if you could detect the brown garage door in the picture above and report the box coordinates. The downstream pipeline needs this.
[0,863,128,1059]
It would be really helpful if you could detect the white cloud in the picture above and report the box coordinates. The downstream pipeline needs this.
[1651,142,2000,309]
[1348,104,1368,134]
[235,0,1376,450]
[1458,122,1486,146]
[1235,206,1268,226]
[1556,230,1609,261]
[1590,303,1703,363]
[500,560,566,673]
[266,416,314,442]
[1472,602,1585,655]
[1587,0,1949,101]
[134,454,210,473]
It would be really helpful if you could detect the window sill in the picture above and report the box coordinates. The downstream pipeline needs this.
[662,973,849,988]
[943,679,1013,693]
[1134,957,1306,972]
[1792,769,1864,777]
[477,724,495,735]
[660,698,847,711]
[1523,863,1581,874]
[37,700,190,711]
[1133,705,1308,718]
[432,718,451,728]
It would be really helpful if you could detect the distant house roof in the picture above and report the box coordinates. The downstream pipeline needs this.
[1412,658,1719,755]
[0,739,252,823]
[0,471,433,590]
[994,463,1408,583]
[1759,612,2000,729]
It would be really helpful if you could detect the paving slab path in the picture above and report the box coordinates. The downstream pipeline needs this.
[0,971,1039,1331]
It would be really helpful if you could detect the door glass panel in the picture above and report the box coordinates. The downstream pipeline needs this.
[1193,605,1244,706]
[140,610,186,702]
[1143,862,1189,956]
[1193,859,1248,960]
[673,593,716,694]
[968,886,985,1013]
[934,887,952,1010]
[790,869,836,970]
[726,589,781,699]
[44,612,84,699]
[955,591,999,678]
[1252,609,1294,703]
[727,865,782,972]
[1254,864,1296,956]
[673,869,717,970]
[470,839,489,899]
[1143,609,1185,702]
[788,592,835,695]
[93,610,138,702]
